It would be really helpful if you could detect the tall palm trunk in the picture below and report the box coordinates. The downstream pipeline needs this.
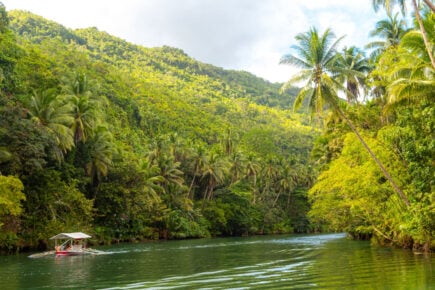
[422,0,435,13]
[413,0,435,69]
[187,175,196,199]
[334,104,411,207]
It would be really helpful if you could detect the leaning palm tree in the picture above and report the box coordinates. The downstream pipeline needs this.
[280,27,410,207]
[423,0,435,12]
[372,0,435,69]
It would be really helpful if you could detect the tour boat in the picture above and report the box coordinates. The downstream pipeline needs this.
[50,232,92,256]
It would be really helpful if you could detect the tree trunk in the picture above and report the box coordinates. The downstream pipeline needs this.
[335,105,411,207]
[413,0,435,69]
[422,0,435,13]
[187,175,196,199]
[272,192,281,208]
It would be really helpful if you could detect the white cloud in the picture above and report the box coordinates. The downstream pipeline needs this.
[2,0,387,82]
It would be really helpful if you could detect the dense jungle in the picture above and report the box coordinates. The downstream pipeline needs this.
[0,1,433,253]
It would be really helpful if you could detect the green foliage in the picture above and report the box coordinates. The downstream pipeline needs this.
[21,169,93,247]
[0,175,25,223]
[0,4,431,254]
[0,8,318,251]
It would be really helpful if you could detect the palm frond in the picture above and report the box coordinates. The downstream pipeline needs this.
[280,54,311,68]
[293,87,314,112]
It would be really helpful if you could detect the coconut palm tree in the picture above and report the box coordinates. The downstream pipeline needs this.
[280,27,344,116]
[336,46,371,103]
[27,89,74,158]
[156,154,185,195]
[186,143,207,199]
[273,158,298,208]
[280,27,410,207]
[69,94,98,144]
[366,13,409,60]
[228,150,246,184]
[86,125,117,194]
[201,152,230,201]
[383,12,435,106]
[372,0,435,69]
[65,73,99,144]
[221,128,237,156]
[138,158,164,199]
[260,157,279,204]
[423,0,435,12]
[245,153,261,204]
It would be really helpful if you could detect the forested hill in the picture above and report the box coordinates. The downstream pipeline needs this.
[0,8,316,251]
[8,10,309,141]
[10,10,298,108]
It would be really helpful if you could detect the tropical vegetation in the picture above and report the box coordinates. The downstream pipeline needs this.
[0,4,315,252]
[280,1,434,251]
[0,1,433,253]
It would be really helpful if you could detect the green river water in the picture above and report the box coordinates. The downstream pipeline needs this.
[0,233,433,289]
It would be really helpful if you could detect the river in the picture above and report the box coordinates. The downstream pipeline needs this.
[0,233,433,289]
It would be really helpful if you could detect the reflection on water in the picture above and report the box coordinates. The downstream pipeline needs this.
[0,233,433,289]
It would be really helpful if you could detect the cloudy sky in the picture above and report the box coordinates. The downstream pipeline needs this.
[2,0,389,83]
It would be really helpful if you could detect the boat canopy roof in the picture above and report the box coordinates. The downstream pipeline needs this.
[49,232,91,240]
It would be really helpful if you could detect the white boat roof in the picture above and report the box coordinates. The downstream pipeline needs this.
[49,232,91,240]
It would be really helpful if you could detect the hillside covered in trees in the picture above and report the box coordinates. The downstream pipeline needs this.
[0,7,316,252]
[0,1,433,254]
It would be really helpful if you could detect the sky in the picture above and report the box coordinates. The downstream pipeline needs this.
[2,0,390,83]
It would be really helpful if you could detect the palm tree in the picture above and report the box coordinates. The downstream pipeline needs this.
[336,46,371,103]
[366,13,409,59]
[221,128,237,156]
[27,89,74,158]
[383,13,435,106]
[168,132,185,162]
[229,150,246,184]
[138,158,164,200]
[186,143,207,199]
[372,0,435,14]
[69,94,98,144]
[201,152,230,201]
[260,157,279,204]
[86,125,117,194]
[280,27,344,116]
[65,73,99,144]
[156,154,185,195]
[372,0,435,69]
[245,153,261,204]
[280,27,411,207]
[423,0,435,12]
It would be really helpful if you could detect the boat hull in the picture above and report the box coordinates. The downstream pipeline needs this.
[55,250,86,256]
